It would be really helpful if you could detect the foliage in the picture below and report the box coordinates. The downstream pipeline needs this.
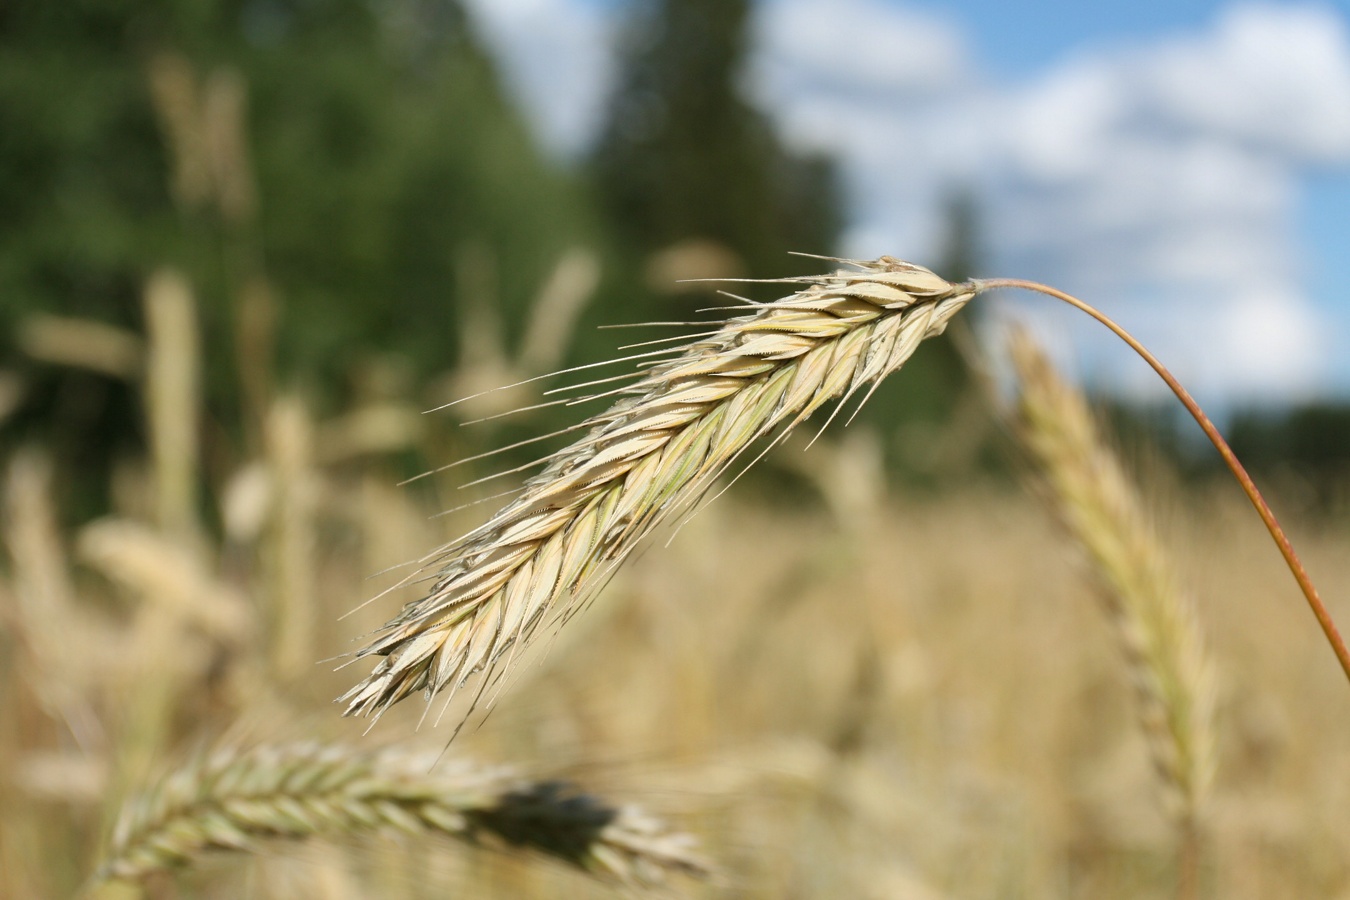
[590,0,842,280]
[0,0,605,508]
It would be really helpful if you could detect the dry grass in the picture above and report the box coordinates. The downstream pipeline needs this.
[4,438,1350,896]
[4,243,1350,898]
[341,257,975,724]
[143,269,202,540]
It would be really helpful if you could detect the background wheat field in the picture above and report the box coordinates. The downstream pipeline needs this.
[3,297,1350,898]
[5,1,1350,897]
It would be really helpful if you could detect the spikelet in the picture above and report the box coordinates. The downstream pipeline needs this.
[342,257,975,722]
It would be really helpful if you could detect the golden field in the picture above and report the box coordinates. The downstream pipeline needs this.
[3,337,1349,899]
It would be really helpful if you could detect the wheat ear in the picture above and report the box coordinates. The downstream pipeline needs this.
[89,742,709,890]
[1009,332,1215,864]
[341,257,975,721]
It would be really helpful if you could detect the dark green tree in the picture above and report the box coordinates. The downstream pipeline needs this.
[590,0,842,280]
[1229,403,1350,512]
[0,0,606,512]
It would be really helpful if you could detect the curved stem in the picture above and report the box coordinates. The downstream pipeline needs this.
[975,277,1350,686]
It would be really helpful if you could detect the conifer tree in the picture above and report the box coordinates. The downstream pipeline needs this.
[591,0,841,278]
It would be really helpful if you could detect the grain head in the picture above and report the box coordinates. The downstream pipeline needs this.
[341,257,975,725]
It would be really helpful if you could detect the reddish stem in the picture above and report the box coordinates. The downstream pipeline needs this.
[976,277,1350,685]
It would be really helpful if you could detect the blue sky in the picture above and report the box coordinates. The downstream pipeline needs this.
[464,0,1350,413]
[928,0,1350,394]
[1306,168,1350,386]
[921,0,1261,72]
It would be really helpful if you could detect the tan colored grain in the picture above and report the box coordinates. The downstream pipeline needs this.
[342,257,975,722]
[2,451,111,723]
[144,270,201,539]
[201,68,256,224]
[517,247,601,374]
[16,315,143,380]
[1009,331,1216,829]
[90,742,709,891]
[76,519,254,644]
[265,396,319,680]
[146,51,211,210]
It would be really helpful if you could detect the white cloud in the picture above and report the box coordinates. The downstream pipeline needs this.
[463,0,1350,407]
[996,59,1124,183]
[752,0,1350,408]
[1215,285,1327,398]
[460,0,616,157]
[751,0,970,98]
[749,0,989,263]
[1135,3,1350,162]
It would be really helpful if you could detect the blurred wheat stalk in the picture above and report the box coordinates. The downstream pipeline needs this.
[86,741,708,895]
[1009,330,1217,897]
